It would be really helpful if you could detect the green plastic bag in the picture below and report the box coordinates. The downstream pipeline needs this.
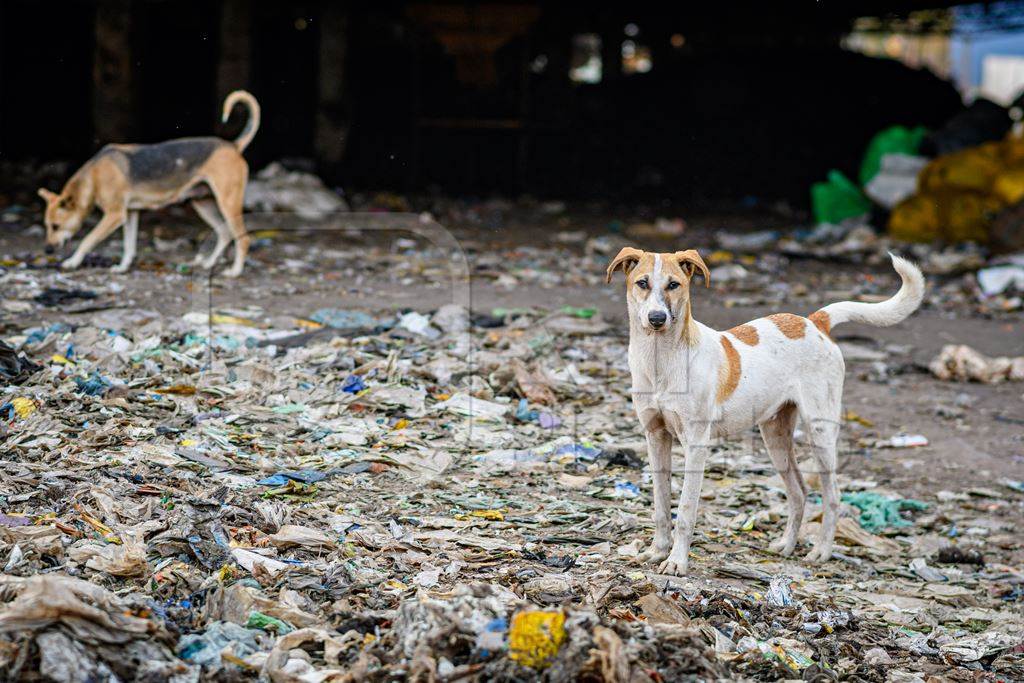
[811,170,872,224]
[246,610,293,634]
[841,491,928,533]
[859,125,928,186]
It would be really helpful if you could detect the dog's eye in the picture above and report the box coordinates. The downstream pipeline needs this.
[666,281,680,290]
[636,279,649,290]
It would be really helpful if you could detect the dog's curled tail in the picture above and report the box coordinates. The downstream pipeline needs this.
[222,90,261,152]
[814,253,925,331]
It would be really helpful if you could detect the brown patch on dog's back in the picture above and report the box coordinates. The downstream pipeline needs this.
[768,313,806,339]
[716,336,741,403]
[728,324,759,346]
[808,310,831,336]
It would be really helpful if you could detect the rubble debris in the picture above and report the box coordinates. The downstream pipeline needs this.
[1,199,1023,681]
[874,433,929,448]
[930,344,1024,383]
[244,162,348,219]
[0,340,41,384]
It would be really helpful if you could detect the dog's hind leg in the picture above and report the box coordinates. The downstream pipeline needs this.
[206,167,249,278]
[798,392,842,563]
[639,428,674,565]
[112,210,139,273]
[62,208,126,270]
[191,198,232,269]
[759,402,805,556]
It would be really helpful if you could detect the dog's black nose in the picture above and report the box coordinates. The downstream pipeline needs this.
[44,245,55,255]
[648,311,667,328]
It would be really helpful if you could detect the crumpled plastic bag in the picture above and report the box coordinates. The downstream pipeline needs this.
[940,631,1020,663]
[177,620,260,666]
[268,524,337,550]
[203,583,320,629]
[261,628,362,682]
[68,531,149,577]
[0,574,155,644]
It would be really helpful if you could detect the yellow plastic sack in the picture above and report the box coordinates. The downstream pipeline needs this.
[1000,134,1024,166]
[992,166,1024,204]
[918,143,1002,194]
[508,610,566,669]
[944,191,1002,242]
[889,190,998,243]
[889,195,941,242]
[9,397,36,419]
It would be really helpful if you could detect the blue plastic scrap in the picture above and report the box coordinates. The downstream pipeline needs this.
[515,398,537,422]
[613,481,640,498]
[258,469,330,486]
[74,371,111,396]
[555,443,602,461]
[341,374,366,394]
[311,308,378,330]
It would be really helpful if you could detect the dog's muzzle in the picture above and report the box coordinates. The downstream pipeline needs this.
[648,311,667,329]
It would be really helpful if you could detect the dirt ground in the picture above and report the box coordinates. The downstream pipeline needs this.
[6,215,1023,495]
[2,206,1023,680]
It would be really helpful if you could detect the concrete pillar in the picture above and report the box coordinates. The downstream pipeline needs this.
[315,3,350,165]
[216,0,251,107]
[92,0,134,143]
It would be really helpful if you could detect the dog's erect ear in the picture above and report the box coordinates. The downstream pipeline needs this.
[606,247,644,283]
[37,188,57,203]
[674,249,710,287]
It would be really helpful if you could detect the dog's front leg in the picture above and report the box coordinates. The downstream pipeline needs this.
[659,429,711,576]
[112,211,139,273]
[639,429,673,564]
[62,210,126,270]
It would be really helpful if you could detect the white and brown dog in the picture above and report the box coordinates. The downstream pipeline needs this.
[37,90,260,277]
[607,248,924,575]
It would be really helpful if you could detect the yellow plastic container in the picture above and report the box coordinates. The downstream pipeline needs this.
[508,610,566,669]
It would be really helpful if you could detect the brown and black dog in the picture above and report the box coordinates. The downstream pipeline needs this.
[37,90,259,277]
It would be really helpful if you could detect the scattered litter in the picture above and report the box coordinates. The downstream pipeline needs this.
[397,311,441,339]
[875,433,929,448]
[1,194,1022,681]
[908,557,947,582]
[764,576,794,607]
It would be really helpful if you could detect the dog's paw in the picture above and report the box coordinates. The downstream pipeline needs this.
[638,545,671,565]
[768,536,796,557]
[803,545,833,564]
[657,552,690,577]
[60,258,80,271]
[110,264,130,274]
[223,267,243,278]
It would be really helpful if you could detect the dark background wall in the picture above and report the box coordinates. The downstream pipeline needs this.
[0,1,964,205]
